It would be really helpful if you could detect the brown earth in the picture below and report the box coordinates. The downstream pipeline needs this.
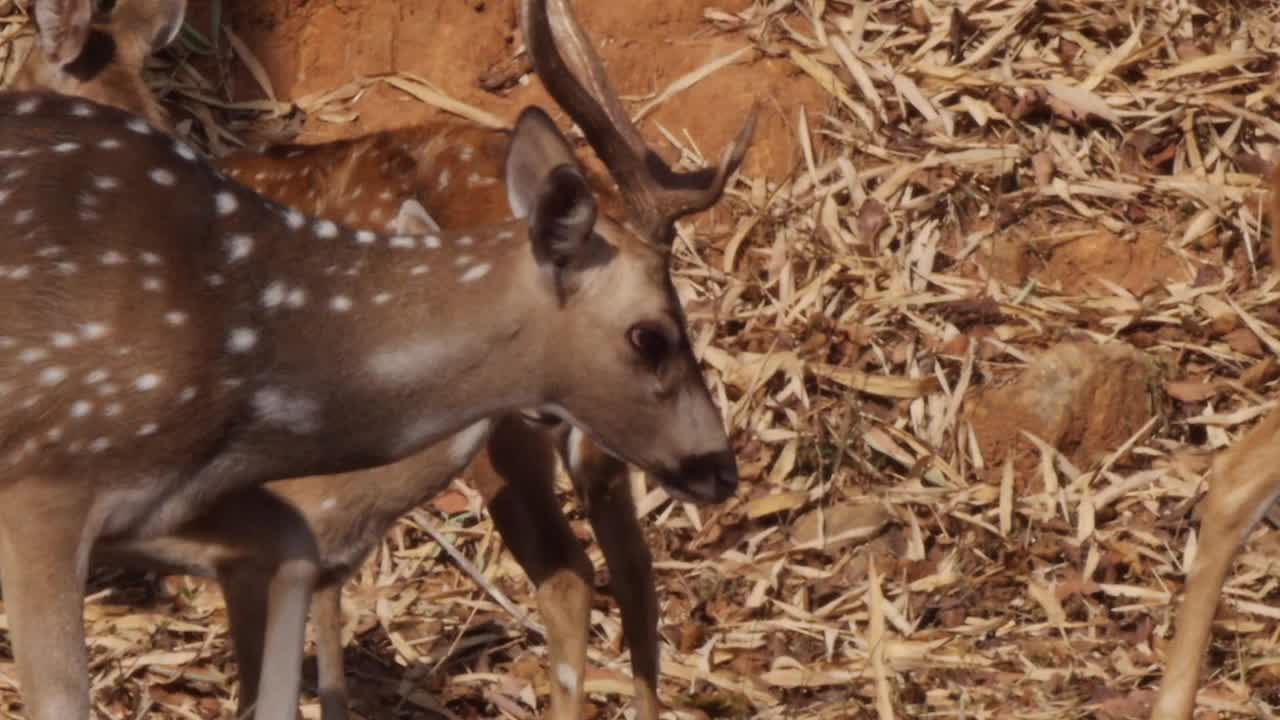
[184,0,824,181]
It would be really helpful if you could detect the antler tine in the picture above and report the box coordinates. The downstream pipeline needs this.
[521,0,757,244]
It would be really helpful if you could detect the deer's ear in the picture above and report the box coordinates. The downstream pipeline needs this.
[34,0,93,66]
[114,0,187,53]
[392,198,440,235]
[144,0,187,52]
[528,164,596,269]
[505,106,580,220]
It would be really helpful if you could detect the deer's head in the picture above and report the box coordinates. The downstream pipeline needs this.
[509,0,757,503]
[12,0,186,130]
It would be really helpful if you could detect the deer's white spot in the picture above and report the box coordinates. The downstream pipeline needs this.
[460,145,475,162]
[497,230,515,240]
[46,426,63,442]
[100,250,126,265]
[409,265,429,276]
[448,420,492,467]
[70,400,93,418]
[423,235,441,249]
[178,386,198,403]
[36,246,63,258]
[13,209,33,224]
[370,208,385,222]
[466,172,496,188]
[379,190,393,201]
[164,311,187,326]
[96,382,119,397]
[80,323,109,340]
[460,263,492,284]
[89,437,112,453]
[314,220,339,239]
[18,348,48,364]
[457,235,474,247]
[351,185,365,199]
[227,328,258,353]
[71,103,94,117]
[437,169,451,190]
[138,423,158,437]
[0,337,14,349]
[174,142,197,161]
[85,369,109,385]
[135,374,162,391]
[16,98,39,115]
[455,255,474,267]
[149,168,176,186]
[261,282,287,308]
[103,403,123,417]
[50,333,76,348]
[282,208,306,230]
[225,234,254,262]
[351,230,375,245]
[319,497,338,512]
[140,252,162,266]
[126,118,151,134]
[4,168,26,182]
[366,339,449,384]
[215,191,239,216]
[98,138,121,150]
[556,663,579,695]
[330,295,353,313]
[142,276,164,292]
[8,265,30,279]
[389,236,416,250]
[0,188,10,206]
[206,273,225,287]
[52,142,80,154]
[38,367,68,386]
[78,208,100,223]
[373,292,392,305]
[93,175,120,191]
[285,287,307,308]
[252,387,321,434]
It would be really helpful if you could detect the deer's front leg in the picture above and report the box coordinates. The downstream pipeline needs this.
[310,583,350,720]
[177,489,320,720]
[1153,407,1280,720]
[471,414,593,720]
[0,482,93,720]
[560,428,662,720]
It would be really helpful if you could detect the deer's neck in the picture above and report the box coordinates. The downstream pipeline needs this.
[210,195,553,474]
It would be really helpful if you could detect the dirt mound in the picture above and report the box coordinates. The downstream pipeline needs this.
[967,341,1167,482]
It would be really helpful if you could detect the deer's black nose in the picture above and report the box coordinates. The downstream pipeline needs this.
[671,450,739,504]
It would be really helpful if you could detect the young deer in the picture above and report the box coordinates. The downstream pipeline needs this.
[0,83,743,720]
[1150,165,1280,719]
[12,0,751,717]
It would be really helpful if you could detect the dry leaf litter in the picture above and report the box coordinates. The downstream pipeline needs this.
[2,0,1280,718]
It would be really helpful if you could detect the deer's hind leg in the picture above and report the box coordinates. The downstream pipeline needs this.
[471,414,593,720]
[1153,406,1280,720]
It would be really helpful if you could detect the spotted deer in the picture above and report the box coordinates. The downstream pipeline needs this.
[1150,165,1280,719]
[2,2,751,719]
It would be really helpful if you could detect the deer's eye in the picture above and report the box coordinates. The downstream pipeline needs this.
[627,323,669,370]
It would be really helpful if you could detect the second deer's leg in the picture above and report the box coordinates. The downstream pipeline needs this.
[176,489,320,720]
[1152,407,1280,720]
[0,482,93,720]
[311,583,351,720]
[559,427,662,720]
[472,414,593,720]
